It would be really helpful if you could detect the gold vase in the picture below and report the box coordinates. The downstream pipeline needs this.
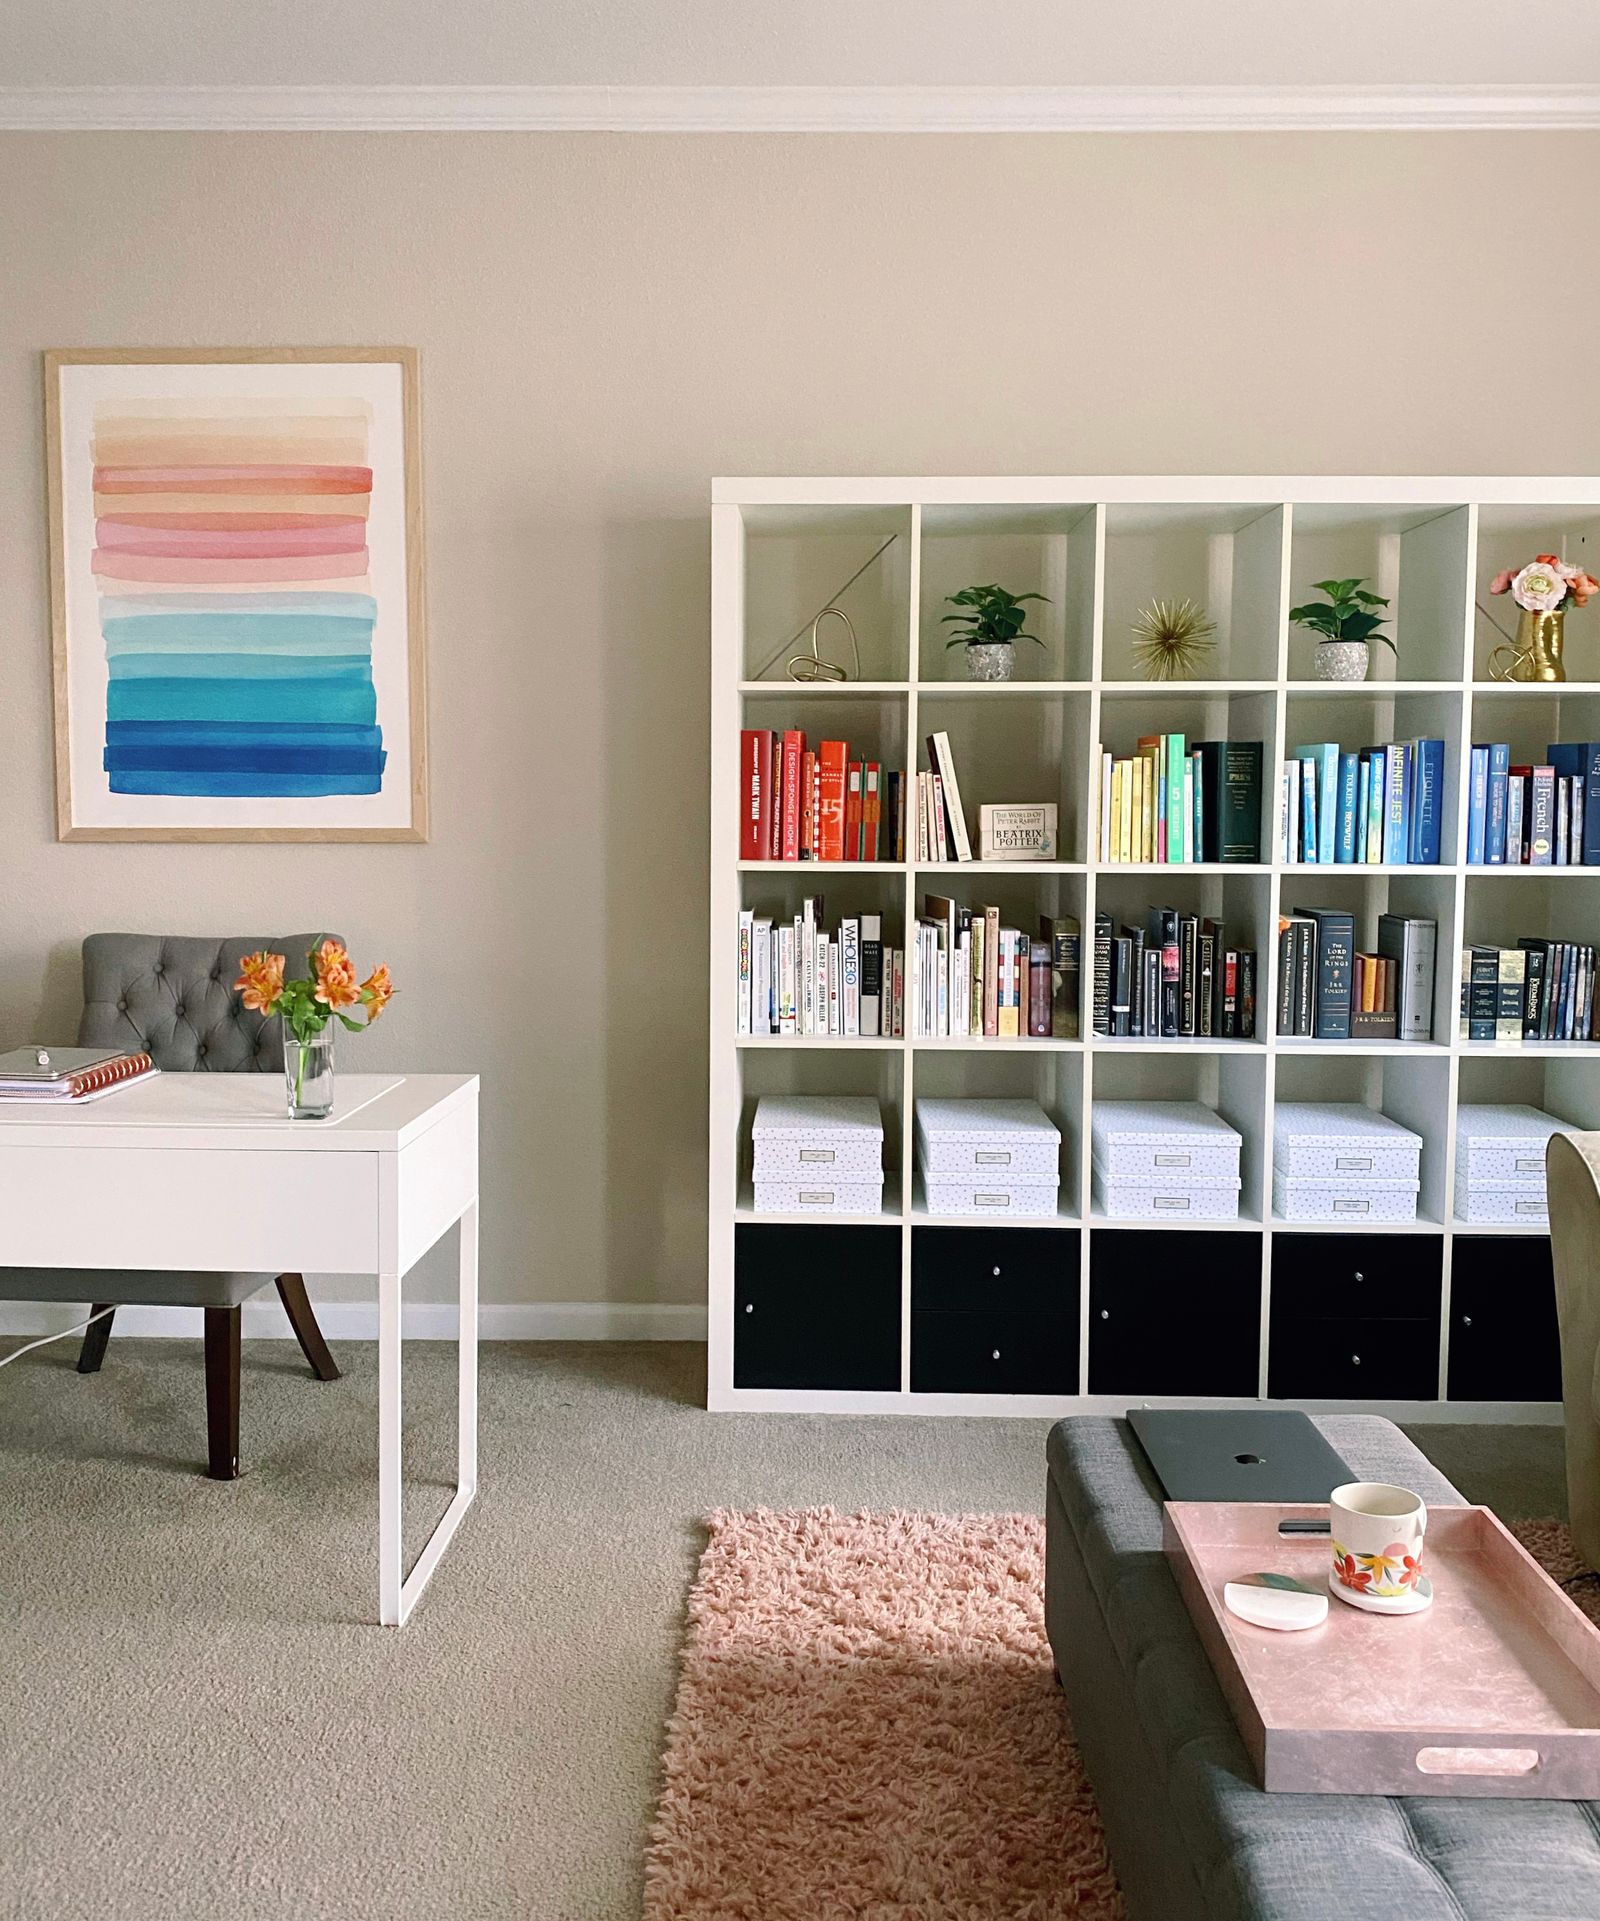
[1516,606,1566,682]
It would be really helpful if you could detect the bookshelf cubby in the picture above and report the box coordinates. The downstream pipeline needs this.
[711,478,1600,1418]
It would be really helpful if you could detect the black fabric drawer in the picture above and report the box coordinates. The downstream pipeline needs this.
[1087,1230,1260,1397]
[734,1223,900,1391]
[1269,1311,1439,1401]
[1270,1233,1443,1322]
[1448,1236,1562,1403]
[912,1307,1078,1395]
[911,1226,1078,1313]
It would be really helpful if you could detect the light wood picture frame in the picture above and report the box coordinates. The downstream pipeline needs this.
[45,346,428,842]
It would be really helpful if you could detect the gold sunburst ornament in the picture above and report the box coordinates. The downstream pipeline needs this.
[1131,598,1217,681]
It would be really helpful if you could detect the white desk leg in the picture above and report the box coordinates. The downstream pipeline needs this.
[457,1198,479,1496]
[378,1265,404,1627]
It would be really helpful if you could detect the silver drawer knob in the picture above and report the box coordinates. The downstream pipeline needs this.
[1100,1309,1110,1320]
[1461,1316,1472,1327]
[744,1303,754,1314]
[992,1266,1002,1277]
[1351,1354,1361,1365]
[991,1349,1001,1361]
[1353,1271,1364,1283]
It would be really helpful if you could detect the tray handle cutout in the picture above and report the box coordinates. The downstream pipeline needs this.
[1415,1746,1541,1778]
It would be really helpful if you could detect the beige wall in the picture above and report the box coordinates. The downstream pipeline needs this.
[1,131,1596,1313]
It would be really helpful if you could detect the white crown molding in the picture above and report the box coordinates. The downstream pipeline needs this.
[2,82,1599,133]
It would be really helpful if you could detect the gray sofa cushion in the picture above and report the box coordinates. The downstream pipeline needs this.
[1047,1415,1600,1920]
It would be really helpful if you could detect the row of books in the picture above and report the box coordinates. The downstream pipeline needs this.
[1460,942,1598,1042]
[1466,743,1600,866]
[1096,736,1263,864]
[739,730,906,863]
[1275,911,1435,1040]
[1281,740,1444,866]
[736,901,904,1037]
[1091,909,1259,1038]
[911,903,1080,1039]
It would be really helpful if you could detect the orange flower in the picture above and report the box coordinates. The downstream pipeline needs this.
[311,937,361,1011]
[234,950,286,1014]
[359,963,395,1023]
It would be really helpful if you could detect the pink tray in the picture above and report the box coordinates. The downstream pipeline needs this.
[1164,1501,1600,1797]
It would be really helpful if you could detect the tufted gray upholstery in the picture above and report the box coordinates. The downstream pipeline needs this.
[79,932,338,1073]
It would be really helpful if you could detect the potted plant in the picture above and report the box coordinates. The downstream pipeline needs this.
[235,938,395,1119]
[1289,578,1395,682]
[1484,553,1599,682]
[942,583,1049,682]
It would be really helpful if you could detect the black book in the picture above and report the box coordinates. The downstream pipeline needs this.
[1276,921,1296,1035]
[1203,916,1227,1035]
[1121,924,1147,1036]
[1293,919,1316,1037]
[1198,933,1215,1037]
[1179,915,1198,1036]
[1148,906,1180,1037]
[1466,946,1499,1040]
[1142,948,1162,1037]
[1238,950,1257,1039]
[1092,911,1113,1035]
[1220,949,1237,1037]
[1292,905,1356,1041]
[1111,936,1133,1037]
[1516,937,1549,1040]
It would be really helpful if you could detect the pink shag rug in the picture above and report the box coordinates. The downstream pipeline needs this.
[644,1508,1591,1921]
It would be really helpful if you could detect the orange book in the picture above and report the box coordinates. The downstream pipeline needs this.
[846,762,863,861]
[818,741,848,861]
[800,749,818,859]
[863,762,881,861]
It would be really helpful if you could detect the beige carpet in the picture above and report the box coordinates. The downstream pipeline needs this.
[0,1336,1569,1920]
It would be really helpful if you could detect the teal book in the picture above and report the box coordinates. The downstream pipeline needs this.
[1335,753,1359,863]
[1165,733,1186,863]
[1294,743,1339,865]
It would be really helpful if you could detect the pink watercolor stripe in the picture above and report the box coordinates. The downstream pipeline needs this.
[93,464,372,493]
[91,550,370,583]
[95,519,365,559]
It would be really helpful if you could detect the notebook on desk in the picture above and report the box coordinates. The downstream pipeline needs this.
[1129,1407,1353,1504]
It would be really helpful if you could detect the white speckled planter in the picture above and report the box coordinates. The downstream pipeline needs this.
[964,642,1016,682]
[1312,640,1370,682]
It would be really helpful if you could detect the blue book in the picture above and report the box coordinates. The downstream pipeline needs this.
[1548,742,1600,865]
[1466,746,1489,864]
[1335,753,1359,863]
[1355,756,1371,861]
[1365,751,1384,861]
[1412,737,1445,865]
[1300,757,1318,862]
[1383,743,1410,864]
[1485,742,1510,864]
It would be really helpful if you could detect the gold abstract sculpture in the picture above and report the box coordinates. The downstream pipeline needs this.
[1131,598,1218,681]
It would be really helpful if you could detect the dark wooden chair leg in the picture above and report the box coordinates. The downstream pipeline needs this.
[203,1305,242,1480]
[275,1272,340,1382]
[76,1304,116,1374]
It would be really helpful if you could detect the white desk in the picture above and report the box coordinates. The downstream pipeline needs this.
[0,1072,479,1626]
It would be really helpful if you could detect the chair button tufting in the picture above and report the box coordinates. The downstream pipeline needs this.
[210,969,221,982]
[198,1043,208,1058]
[174,1003,185,1017]
[117,999,127,1012]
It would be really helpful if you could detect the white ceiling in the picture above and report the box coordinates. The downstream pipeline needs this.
[3,0,1599,124]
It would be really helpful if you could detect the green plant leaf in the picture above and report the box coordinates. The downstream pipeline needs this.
[336,1012,364,1032]
[1338,610,1385,643]
[1351,590,1390,609]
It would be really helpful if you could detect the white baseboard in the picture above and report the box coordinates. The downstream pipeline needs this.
[0,1300,708,1343]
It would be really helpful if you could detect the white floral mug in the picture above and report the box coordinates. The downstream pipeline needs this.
[1330,1482,1426,1602]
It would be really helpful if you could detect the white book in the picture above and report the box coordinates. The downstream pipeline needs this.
[798,908,812,1034]
[1281,760,1298,862]
[936,930,949,1037]
[1098,749,1113,860]
[737,908,753,1034]
[1557,780,1570,865]
[842,917,861,1037]
[916,772,931,862]
[827,938,841,1034]
[930,731,974,863]
[778,925,797,1034]
[931,772,950,862]
[860,912,881,1038]
[752,918,772,1035]
[955,931,971,1036]
[890,947,904,1037]
[1183,758,1196,865]
[1506,777,1524,866]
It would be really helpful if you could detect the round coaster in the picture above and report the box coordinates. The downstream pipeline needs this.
[1328,1570,1434,1615]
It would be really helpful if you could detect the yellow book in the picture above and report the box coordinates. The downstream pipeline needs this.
[1108,761,1123,861]
[1136,735,1161,862]
[1118,759,1134,863]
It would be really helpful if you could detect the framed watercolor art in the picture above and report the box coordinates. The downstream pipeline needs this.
[45,347,428,842]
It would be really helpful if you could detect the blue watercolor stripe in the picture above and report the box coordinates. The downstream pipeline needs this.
[109,653,372,681]
[107,721,383,748]
[107,630,370,659]
[99,593,378,620]
[106,679,378,724]
[102,614,375,652]
[108,770,385,797]
[106,743,384,775]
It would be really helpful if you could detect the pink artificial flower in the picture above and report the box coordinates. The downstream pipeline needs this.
[1511,561,1569,613]
[1488,570,1514,595]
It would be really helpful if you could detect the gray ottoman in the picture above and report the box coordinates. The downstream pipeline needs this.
[1045,1415,1600,1921]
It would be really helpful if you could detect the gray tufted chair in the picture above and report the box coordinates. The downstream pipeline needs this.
[1,933,342,1479]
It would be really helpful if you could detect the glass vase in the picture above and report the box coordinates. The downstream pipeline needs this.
[283,1024,335,1120]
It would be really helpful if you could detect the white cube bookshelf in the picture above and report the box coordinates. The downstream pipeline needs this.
[710,479,1600,1418]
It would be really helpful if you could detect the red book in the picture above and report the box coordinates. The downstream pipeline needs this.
[740,729,773,861]
[781,729,804,861]
[801,749,817,859]
[863,762,880,861]
[818,741,848,861]
[768,734,783,859]
[846,762,863,861]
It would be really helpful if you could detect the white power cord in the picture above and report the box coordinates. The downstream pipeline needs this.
[0,1304,115,1371]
